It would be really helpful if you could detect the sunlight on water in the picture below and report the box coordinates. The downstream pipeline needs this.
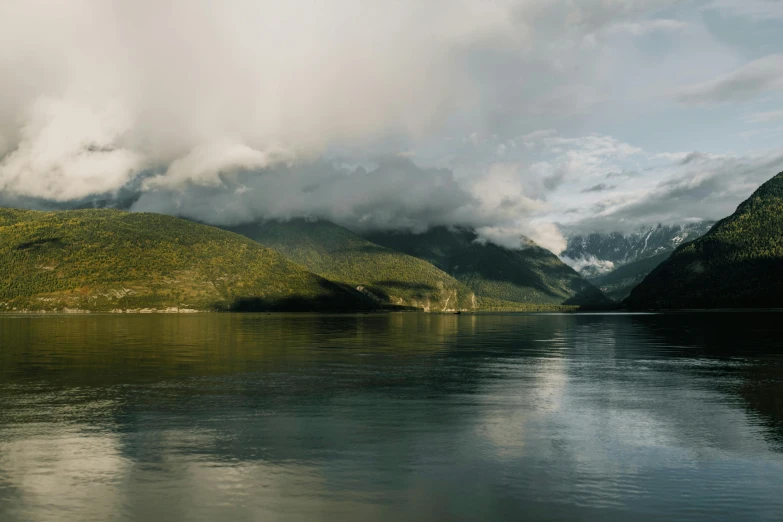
[1,312,782,521]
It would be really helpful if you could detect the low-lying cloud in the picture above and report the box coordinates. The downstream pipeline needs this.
[0,0,780,257]
[559,255,616,275]
[131,157,568,252]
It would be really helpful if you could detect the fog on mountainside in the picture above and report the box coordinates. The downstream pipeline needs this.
[4,1,776,258]
[227,219,476,312]
[558,221,715,302]
[365,226,611,308]
[561,222,716,277]
[1,0,779,313]
[0,207,604,312]
[0,0,576,255]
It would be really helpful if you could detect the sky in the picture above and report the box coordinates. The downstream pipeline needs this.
[1,0,783,253]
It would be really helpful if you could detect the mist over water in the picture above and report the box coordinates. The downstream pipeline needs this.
[1,312,782,521]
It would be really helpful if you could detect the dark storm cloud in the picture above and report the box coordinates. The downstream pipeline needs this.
[131,158,537,233]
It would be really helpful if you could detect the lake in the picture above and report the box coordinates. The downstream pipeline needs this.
[1,312,782,521]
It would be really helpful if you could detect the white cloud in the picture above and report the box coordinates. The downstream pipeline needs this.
[144,142,292,190]
[477,221,567,254]
[0,98,142,200]
[554,145,783,233]
[0,0,725,202]
[518,131,643,196]
[560,254,616,274]
[0,0,778,250]
[0,0,536,200]
[468,162,567,252]
[517,129,558,150]
[676,55,783,105]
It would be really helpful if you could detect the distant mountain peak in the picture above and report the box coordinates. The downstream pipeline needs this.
[559,220,716,302]
[561,220,715,276]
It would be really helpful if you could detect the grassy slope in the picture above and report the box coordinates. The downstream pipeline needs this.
[228,220,475,311]
[0,208,370,312]
[589,252,671,302]
[626,171,783,309]
[365,227,611,309]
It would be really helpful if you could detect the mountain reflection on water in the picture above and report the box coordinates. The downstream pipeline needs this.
[1,312,782,522]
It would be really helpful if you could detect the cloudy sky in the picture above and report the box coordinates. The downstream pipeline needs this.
[1,0,782,253]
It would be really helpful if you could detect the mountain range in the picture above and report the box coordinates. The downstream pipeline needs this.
[2,170,780,313]
[0,208,371,312]
[227,219,475,312]
[0,209,605,313]
[365,226,610,309]
[562,222,714,301]
[563,222,714,274]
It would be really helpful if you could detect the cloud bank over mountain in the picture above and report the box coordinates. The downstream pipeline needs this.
[1,0,783,254]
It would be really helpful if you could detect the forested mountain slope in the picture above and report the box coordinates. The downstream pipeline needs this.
[589,252,670,302]
[0,209,370,312]
[626,172,783,309]
[228,219,475,311]
[365,227,611,309]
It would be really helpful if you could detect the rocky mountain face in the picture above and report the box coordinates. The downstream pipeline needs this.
[561,222,715,278]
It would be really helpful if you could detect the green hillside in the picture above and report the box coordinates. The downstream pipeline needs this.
[589,252,671,301]
[0,208,370,312]
[365,227,611,309]
[227,219,475,311]
[626,171,783,309]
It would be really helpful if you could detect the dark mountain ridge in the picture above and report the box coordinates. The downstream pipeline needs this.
[589,252,671,302]
[226,219,476,311]
[626,172,783,309]
[0,207,611,313]
[365,226,611,309]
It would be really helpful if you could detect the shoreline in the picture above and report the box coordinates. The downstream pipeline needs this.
[2,306,782,315]
[0,302,594,315]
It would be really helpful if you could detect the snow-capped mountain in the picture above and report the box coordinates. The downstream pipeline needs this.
[561,222,715,278]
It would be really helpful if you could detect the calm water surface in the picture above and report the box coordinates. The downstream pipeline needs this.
[1,312,782,521]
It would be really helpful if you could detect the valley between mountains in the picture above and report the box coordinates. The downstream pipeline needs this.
[2,171,782,312]
[0,209,603,312]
